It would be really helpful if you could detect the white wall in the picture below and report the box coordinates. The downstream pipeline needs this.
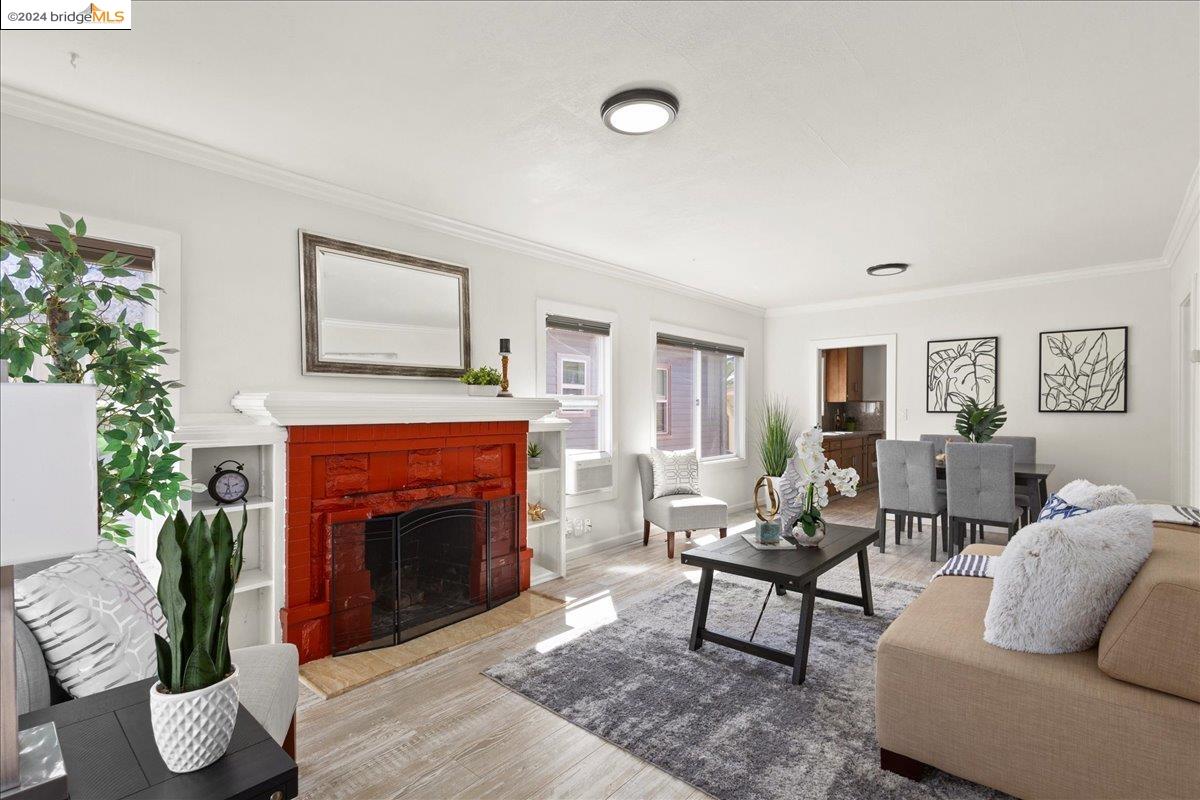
[1169,210,1200,505]
[766,269,1173,501]
[861,345,886,402]
[0,113,764,553]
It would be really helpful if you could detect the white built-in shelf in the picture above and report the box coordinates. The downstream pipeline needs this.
[528,516,560,531]
[530,563,558,587]
[527,467,561,477]
[190,494,274,514]
[234,568,272,594]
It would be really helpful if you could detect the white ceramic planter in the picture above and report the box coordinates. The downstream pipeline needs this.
[149,665,240,773]
[466,384,501,397]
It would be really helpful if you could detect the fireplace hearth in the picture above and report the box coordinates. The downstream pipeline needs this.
[330,495,520,656]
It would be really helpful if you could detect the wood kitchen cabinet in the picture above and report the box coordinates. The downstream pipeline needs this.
[824,347,863,402]
[823,431,883,496]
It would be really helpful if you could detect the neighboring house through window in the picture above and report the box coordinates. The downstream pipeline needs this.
[653,328,745,460]
[654,365,670,434]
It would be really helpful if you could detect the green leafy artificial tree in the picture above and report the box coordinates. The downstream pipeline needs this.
[0,215,188,543]
[954,398,1008,443]
[155,509,246,691]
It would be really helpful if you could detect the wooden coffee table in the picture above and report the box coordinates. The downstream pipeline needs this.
[680,523,877,685]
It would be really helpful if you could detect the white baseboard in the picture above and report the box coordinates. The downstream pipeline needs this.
[565,500,754,562]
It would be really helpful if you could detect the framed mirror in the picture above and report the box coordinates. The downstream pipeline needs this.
[300,232,470,377]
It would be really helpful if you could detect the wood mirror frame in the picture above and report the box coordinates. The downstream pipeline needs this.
[299,231,471,378]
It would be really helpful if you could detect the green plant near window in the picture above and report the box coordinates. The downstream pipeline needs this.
[155,509,246,692]
[955,398,1008,443]
[757,396,796,477]
[459,365,502,385]
[526,441,543,459]
[0,216,188,543]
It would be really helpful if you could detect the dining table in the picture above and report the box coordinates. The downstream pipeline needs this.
[936,459,1056,512]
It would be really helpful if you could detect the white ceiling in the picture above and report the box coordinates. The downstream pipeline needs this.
[1,1,1197,309]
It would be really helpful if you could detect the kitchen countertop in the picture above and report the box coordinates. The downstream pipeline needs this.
[822,430,884,438]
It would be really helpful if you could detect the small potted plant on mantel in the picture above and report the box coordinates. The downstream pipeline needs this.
[150,508,246,773]
[459,365,503,397]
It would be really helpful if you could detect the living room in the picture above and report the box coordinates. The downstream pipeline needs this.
[0,2,1197,799]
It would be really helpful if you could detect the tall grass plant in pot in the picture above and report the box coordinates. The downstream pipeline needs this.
[149,508,246,773]
[757,396,796,491]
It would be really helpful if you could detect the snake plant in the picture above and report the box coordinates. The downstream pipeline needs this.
[154,509,246,693]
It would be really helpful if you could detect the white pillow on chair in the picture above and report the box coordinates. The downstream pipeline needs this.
[650,448,701,498]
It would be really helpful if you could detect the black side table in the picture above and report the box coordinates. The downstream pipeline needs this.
[17,678,297,800]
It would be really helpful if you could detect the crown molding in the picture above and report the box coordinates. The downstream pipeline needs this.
[3,86,1193,319]
[1163,163,1200,267]
[765,257,1170,317]
[0,85,765,317]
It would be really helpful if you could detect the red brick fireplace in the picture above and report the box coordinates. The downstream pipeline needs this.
[281,421,530,664]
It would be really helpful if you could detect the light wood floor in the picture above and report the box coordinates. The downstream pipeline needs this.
[296,488,974,799]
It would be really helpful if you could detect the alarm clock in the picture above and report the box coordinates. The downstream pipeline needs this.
[207,460,249,505]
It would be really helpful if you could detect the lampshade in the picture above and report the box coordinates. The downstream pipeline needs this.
[0,383,98,565]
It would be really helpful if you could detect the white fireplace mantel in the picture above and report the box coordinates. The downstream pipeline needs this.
[231,391,561,427]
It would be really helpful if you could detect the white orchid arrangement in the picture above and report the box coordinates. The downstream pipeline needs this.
[779,427,860,538]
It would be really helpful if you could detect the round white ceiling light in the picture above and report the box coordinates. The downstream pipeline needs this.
[866,263,910,277]
[601,89,679,135]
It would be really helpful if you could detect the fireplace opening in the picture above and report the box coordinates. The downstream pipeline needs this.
[330,495,520,656]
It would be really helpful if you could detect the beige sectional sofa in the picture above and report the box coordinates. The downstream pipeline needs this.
[876,522,1200,799]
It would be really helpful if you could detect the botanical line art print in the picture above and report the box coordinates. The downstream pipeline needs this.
[1039,327,1127,412]
[926,336,998,413]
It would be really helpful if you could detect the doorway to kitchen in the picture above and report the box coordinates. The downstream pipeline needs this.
[807,334,898,442]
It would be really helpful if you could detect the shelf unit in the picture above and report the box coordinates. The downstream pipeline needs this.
[174,414,287,648]
[527,415,569,586]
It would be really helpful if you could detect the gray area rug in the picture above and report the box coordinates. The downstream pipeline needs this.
[485,572,1006,800]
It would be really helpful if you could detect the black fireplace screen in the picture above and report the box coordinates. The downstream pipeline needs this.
[330,495,520,656]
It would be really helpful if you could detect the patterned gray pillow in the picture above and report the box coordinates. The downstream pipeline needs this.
[14,540,166,698]
[650,448,701,498]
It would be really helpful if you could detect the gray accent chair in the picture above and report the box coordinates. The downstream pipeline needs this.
[12,557,300,757]
[945,442,1023,554]
[990,435,1038,523]
[636,454,727,559]
[875,440,948,561]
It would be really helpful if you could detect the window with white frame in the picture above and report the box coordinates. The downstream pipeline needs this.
[654,332,744,459]
[542,310,614,497]
[654,365,670,434]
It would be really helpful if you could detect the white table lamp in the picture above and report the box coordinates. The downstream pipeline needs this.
[1,382,98,799]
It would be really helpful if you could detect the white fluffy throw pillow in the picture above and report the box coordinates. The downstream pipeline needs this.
[1056,478,1136,510]
[650,448,701,498]
[984,504,1153,654]
[14,540,166,698]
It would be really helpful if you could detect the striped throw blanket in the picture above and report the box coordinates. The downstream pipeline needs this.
[934,553,995,579]
[1147,504,1200,527]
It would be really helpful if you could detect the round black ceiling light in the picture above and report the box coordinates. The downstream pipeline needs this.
[601,89,679,135]
[866,263,909,277]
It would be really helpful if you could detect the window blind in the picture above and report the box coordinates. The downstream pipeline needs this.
[546,314,611,336]
[21,227,155,272]
[656,333,744,358]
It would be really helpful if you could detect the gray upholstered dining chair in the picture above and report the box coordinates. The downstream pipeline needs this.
[945,442,1023,554]
[875,440,948,561]
[637,454,728,559]
[990,435,1037,523]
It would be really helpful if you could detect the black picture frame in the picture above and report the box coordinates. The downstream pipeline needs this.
[926,336,999,413]
[1038,326,1128,413]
